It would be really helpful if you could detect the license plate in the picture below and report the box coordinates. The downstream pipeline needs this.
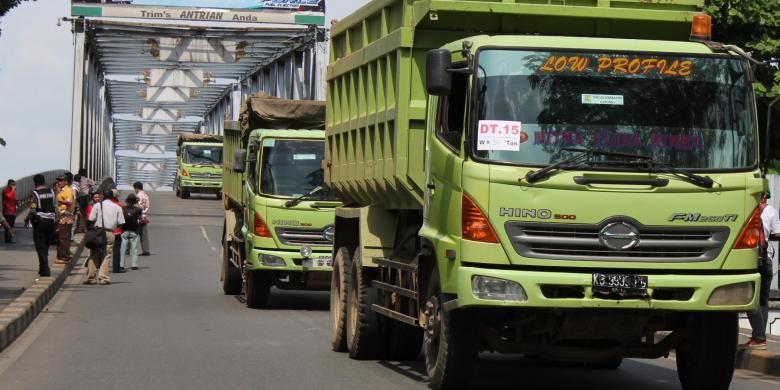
[592,273,648,295]
[303,256,333,268]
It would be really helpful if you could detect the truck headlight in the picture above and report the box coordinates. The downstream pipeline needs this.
[260,254,286,267]
[707,282,754,306]
[471,276,527,302]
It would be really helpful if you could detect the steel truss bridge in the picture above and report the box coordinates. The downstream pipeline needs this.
[69,16,326,190]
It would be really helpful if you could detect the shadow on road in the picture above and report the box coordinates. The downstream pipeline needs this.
[374,354,683,390]
[238,288,329,311]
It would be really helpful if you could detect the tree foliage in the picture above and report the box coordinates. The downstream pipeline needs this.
[705,0,780,97]
[0,0,33,36]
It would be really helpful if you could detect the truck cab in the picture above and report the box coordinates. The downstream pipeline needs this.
[324,2,767,389]
[221,96,340,308]
[175,135,224,199]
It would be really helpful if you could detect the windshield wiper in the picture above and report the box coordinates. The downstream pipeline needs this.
[285,186,323,208]
[597,160,715,189]
[524,147,651,183]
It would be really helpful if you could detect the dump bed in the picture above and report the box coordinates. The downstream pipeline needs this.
[177,133,223,147]
[223,94,326,206]
[325,0,704,209]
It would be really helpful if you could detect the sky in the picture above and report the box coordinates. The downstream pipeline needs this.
[0,0,370,183]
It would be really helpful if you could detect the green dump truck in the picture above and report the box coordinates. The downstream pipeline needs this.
[175,134,224,199]
[221,95,341,308]
[325,1,766,388]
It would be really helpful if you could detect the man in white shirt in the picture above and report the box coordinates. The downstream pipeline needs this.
[743,191,780,350]
[86,189,125,285]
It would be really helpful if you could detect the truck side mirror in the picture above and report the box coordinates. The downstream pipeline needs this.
[426,49,452,96]
[176,147,181,157]
[233,149,247,173]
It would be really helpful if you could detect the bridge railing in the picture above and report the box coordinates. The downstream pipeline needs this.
[0,171,118,213]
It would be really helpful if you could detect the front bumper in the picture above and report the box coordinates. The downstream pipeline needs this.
[181,180,221,192]
[455,265,759,311]
[248,247,333,272]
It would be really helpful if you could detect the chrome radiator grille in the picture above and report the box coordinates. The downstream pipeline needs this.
[188,172,222,181]
[276,227,331,246]
[505,221,729,263]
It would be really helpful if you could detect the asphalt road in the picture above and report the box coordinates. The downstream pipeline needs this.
[0,192,777,390]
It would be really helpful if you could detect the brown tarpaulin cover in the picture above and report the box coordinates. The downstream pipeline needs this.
[239,93,325,137]
[177,133,223,147]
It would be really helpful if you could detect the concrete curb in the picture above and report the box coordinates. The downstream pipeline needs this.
[0,238,85,352]
[736,348,780,377]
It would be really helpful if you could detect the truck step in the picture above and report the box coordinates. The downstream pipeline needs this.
[372,280,418,299]
[371,304,419,326]
[373,257,417,273]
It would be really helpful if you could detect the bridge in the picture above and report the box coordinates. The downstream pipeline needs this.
[67,6,326,189]
[0,1,778,388]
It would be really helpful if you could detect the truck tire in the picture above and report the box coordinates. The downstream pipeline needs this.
[345,248,383,359]
[330,247,351,352]
[182,189,190,199]
[385,320,423,361]
[424,271,478,390]
[221,233,242,295]
[175,186,181,198]
[676,312,737,390]
[245,270,271,308]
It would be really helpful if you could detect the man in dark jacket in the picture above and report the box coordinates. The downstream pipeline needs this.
[24,175,55,277]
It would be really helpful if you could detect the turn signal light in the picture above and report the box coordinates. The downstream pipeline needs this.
[733,207,761,249]
[690,13,712,42]
[462,194,499,243]
[182,170,189,177]
[254,213,272,237]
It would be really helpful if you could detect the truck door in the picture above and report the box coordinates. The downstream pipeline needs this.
[424,71,469,245]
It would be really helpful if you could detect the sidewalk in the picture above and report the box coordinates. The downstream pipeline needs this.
[0,217,84,351]
[737,328,780,377]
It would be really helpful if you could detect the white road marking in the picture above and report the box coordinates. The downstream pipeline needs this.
[201,226,218,253]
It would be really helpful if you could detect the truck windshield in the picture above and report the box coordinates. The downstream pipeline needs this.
[259,139,338,200]
[183,145,223,165]
[473,49,757,170]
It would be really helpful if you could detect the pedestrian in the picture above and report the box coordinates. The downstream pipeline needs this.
[24,174,55,277]
[134,182,151,256]
[84,192,102,235]
[121,193,142,270]
[54,174,75,264]
[2,179,17,243]
[109,189,124,273]
[67,172,80,240]
[77,168,95,232]
[742,191,780,350]
[0,214,13,243]
[85,189,125,285]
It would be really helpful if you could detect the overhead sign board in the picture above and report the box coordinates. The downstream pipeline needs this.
[71,1,325,25]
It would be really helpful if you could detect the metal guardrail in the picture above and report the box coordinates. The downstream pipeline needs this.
[0,171,116,214]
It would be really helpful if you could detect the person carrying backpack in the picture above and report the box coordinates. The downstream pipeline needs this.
[120,194,142,270]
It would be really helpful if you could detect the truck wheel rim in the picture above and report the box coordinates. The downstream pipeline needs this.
[424,295,441,374]
[330,262,342,329]
[346,267,358,346]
